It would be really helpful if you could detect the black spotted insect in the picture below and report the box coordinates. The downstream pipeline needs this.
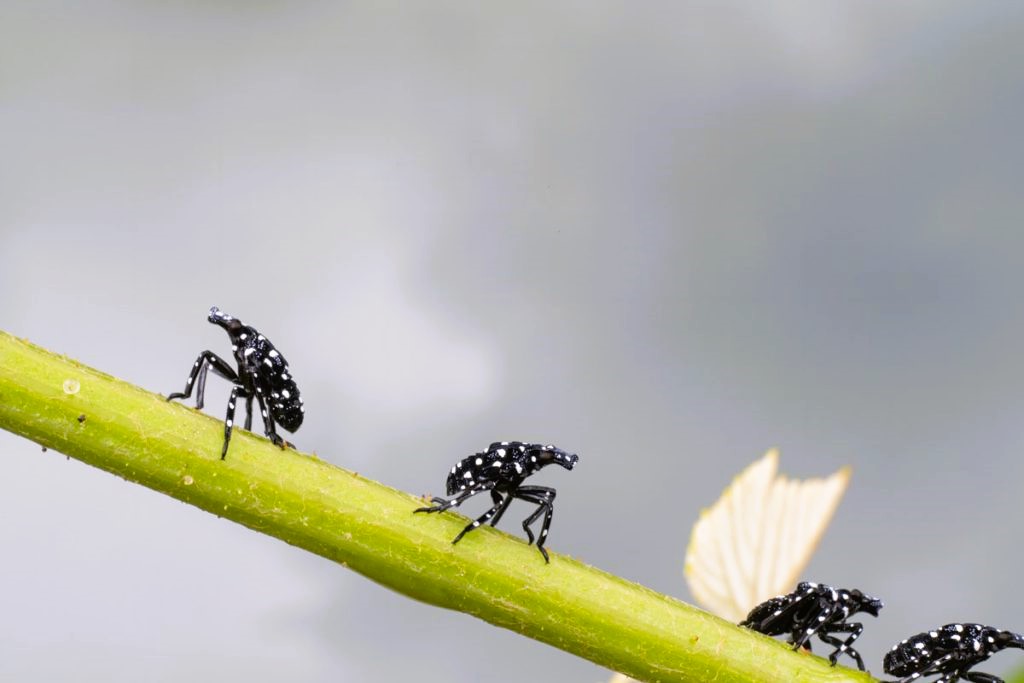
[884,623,1024,683]
[167,306,304,459]
[414,441,578,563]
[739,581,884,671]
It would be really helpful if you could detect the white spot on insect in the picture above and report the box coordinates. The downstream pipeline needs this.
[263,359,273,367]
[282,389,291,399]
[914,643,925,649]
[472,521,480,527]
[244,348,255,357]
[818,615,826,622]
[475,458,482,465]
[514,463,523,474]
[226,419,233,427]
[463,471,473,479]
[973,640,981,651]
[281,373,289,381]
[541,529,547,536]
[257,335,265,341]
[62,379,81,395]
[929,632,938,638]
[262,410,268,417]
[239,333,248,340]
[269,349,279,359]
[491,461,502,468]
[272,392,280,399]
[951,634,961,641]
[457,461,463,468]
[450,467,456,474]
[531,456,537,462]
[955,625,964,632]
[231,345,238,351]
[496,449,506,456]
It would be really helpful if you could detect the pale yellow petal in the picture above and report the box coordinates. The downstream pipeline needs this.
[683,449,850,621]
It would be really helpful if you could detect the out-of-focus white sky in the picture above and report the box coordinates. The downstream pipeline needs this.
[2,2,1024,681]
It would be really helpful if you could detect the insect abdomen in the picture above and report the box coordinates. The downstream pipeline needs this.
[883,637,928,677]
[271,388,303,432]
[740,597,791,635]
[253,339,303,433]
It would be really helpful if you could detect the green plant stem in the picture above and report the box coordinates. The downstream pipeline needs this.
[0,331,876,683]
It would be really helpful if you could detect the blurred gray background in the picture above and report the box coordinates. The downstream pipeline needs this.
[2,2,1024,681]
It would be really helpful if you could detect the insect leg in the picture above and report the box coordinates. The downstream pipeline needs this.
[512,488,551,545]
[414,485,489,514]
[816,621,865,670]
[219,385,248,460]
[521,486,557,560]
[452,494,509,545]
[194,361,211,409]
[253,387,290,449]
[488,489,515,527]
[513,486,557,562]
[167,351,238,409]
[243,394,254,431]
[791,601,838,652]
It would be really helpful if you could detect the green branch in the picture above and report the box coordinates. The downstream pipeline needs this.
[0,331,877,683]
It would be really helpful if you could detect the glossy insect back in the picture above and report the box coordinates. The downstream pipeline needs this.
[415,441,579,563]
[219,307,304,434]
[884,624,1024,683]
[166,306,304,459]
[740,581,883,671]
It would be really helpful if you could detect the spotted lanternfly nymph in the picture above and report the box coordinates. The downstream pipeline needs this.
[167,306,304,459]
[884,623,1024,683]
[739,581,884,671]
[414,441,578,563]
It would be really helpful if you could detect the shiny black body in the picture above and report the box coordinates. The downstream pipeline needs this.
[884,624,1024,683]
[167,306,304,459]
[740,581,884,671]
[415,441,578,563]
